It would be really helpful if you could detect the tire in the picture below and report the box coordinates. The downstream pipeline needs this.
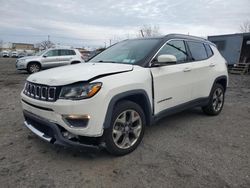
[103,100,146,156]
[202,83,225,116]
[27,62,41,74]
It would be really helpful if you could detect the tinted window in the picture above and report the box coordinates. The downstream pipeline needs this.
[204,44,213,58]
[157,40,188,63]
[60,50,76,56]
[45,50,59,57]
[187,41,207,61]
[69,50,76,55]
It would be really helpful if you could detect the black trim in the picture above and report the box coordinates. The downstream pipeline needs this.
[204,43,214,58]
[154,97,209,121]
[22,99,54,111]
[211,75,228,92]
[23,110,100,151]
[150,71,155,114]
[103,90,153,128]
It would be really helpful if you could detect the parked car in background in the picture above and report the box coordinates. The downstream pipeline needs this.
[11,51,18,58]
[16,48,84,73]
[1,51,9,57]
[18,52,26,58]
[21,34,228,155]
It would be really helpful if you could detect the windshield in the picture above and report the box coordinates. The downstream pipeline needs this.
[35,50,47,56]
[90,39,160,65]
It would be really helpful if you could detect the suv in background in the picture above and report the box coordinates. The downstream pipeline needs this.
[1,51,9,57]
[21,34,228,155]
[16,48,84,73]
[11,51,18,58]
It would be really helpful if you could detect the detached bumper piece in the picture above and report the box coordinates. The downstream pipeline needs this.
[23,110,101,151]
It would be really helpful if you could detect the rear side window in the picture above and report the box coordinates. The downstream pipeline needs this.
[187,41,207,61]
[60,50,76,56]
[204,43,213,58]
[69,50,76,55]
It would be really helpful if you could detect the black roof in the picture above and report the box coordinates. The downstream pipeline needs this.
[165,33,207,41]
[129,33,214,45]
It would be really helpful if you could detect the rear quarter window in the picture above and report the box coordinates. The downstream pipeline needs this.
[69,50,76,55]
[60,50,76,56]
[187,41,207,61]
[204,43,213,58]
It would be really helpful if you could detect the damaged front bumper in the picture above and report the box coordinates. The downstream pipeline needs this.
[23,110,102,151]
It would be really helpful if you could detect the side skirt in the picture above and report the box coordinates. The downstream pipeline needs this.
[153,97,209,122]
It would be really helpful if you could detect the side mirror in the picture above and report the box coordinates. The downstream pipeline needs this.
[43,55,47,58]
[157,54,177,65]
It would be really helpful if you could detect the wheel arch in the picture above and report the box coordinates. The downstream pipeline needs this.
[27,61,41,68]
[71,61,81,64]
[212,75,228,92]
[103,90,153,129]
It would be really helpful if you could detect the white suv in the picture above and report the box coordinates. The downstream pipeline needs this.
[21,34,228,155]
[16,48,84,73]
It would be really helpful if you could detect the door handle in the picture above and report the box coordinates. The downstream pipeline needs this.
[209,63,216,67]
[183,67,191,72]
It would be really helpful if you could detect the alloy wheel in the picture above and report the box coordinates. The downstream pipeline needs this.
[112,109,142,149]
[30,64,40,73]
[212,88,224,112]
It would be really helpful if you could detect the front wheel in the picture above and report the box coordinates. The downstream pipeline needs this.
[27,62,41,74]
[103,101,146,156]
[202,83,225,115]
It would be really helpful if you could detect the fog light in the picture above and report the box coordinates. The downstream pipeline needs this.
[62,114,90,128]
[62,131,76,139]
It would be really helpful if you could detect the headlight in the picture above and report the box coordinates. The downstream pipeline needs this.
[59,82,102,100]
[17,59,25,64]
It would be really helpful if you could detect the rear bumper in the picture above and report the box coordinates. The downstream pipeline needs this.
[23,110,101,151]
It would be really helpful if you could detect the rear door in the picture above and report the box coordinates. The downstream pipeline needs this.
[59,50,75,65]
[150,40,193,114]
[186,41,215,99]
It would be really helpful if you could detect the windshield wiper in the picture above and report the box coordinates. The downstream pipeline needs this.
[97,60,117,63]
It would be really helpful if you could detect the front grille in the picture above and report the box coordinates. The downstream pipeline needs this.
[24,82,59,102]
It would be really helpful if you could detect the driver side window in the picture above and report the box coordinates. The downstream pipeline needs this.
[157,40,188,63]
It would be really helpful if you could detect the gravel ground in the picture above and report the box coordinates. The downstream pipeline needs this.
[0,58,249,188]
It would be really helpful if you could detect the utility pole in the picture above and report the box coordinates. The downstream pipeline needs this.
[109,39,112,46]
[48,35,50,42]
[140,30,144,37]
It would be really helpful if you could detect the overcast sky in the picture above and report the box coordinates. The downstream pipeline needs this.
[0,0,249,48]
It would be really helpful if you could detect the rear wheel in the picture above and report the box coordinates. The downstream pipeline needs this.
[27,62,41,74]
[104,101,145,156]
[202,83,225,115]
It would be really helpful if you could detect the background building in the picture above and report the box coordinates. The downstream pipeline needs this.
[208,33,250,66]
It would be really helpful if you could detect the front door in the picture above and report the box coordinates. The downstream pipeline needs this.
[41,49,60,68]
[150,40,193,115]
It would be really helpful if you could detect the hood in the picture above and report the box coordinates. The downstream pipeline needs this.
[19,56,38,60]
[27,62,133,86]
